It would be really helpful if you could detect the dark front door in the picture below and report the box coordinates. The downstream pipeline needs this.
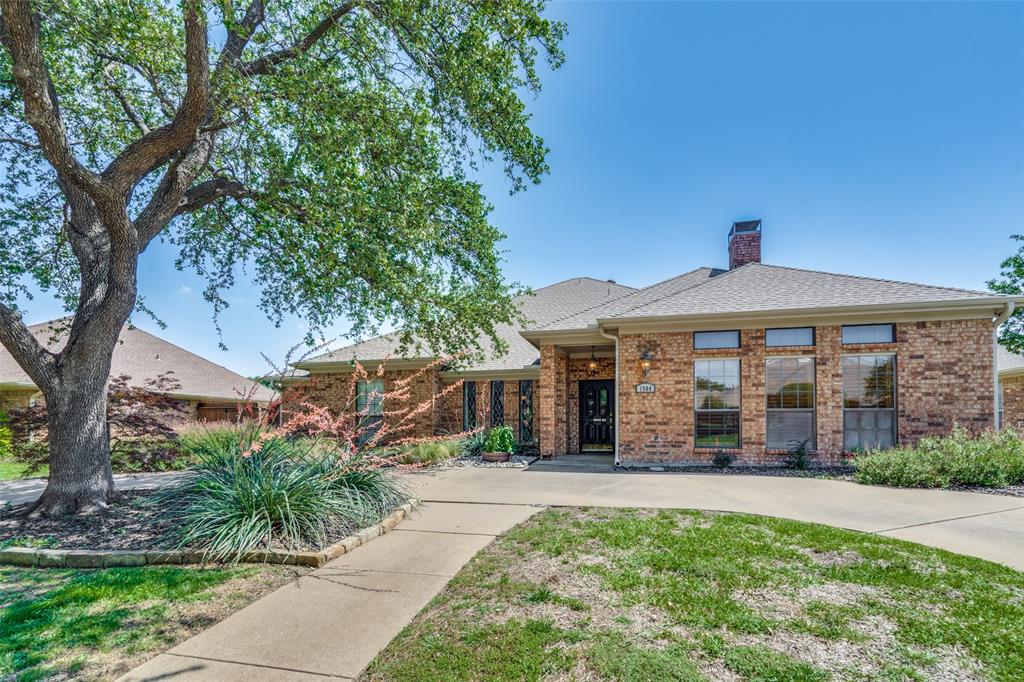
[579,380,614,452]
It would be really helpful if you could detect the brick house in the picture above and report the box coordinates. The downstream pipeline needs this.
[292,221,1020,466]
[0,321,276,422]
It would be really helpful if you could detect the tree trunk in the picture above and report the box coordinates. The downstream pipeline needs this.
[28,361,120,517]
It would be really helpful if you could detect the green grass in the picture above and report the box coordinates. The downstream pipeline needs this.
[362,508,1024,682]
[0,565,286,681]
[0,460,46,481]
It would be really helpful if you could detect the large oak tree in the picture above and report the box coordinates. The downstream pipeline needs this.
[0,0,563,515]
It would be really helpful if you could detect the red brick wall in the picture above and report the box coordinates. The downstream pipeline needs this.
[1001,374,1024,432]
[539,345,569,457]
[613,319,994,465]
[299,367,442,440]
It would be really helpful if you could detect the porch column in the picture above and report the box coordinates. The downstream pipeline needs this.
[539,344,569,457]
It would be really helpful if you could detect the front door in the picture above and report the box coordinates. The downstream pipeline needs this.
[579,380,614,452]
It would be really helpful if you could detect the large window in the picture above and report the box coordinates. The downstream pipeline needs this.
[694,330,740,350]
[766,357,815,449]
[519,380,535,444]
[842,355,896,450]
[766,327,814,347]
[356,379,385,443]
[463,381,477,430]
[842,324,894,345]
[694,359,740,448]
[490,380,505,427]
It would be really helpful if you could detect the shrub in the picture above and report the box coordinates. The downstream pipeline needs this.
[483,425,516,454]
[395,440,460,465]
[458,431,486,458]
[0,409,12,460]
[712,451,734,469]
[852,428,1024,488]
[783,439,814,470]
[155,425,406,561]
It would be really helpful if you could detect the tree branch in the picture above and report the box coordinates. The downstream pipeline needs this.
[101,1,210,193]
[0,302,58,388]
[0,135,39,149]
[102,63,150,135]
[174,177,252,216]
[0,2,103,196]
[238,2,357,77]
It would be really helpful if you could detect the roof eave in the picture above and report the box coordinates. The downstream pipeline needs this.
[598,297,1023,330]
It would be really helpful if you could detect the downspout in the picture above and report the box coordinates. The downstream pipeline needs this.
[994,301,1015,429]
[598,326,621,467]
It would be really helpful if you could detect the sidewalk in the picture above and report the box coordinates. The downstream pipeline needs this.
[119,501,540,681]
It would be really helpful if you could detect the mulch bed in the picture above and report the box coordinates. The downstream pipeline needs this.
[0,490,176,551]
[0,489,394,552]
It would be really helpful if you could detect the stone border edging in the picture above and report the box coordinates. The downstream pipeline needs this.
[0,498,420,569]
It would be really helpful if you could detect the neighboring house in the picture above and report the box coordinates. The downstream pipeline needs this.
[292,221,1021,466]
[996,346,1024,431]
[0,321,276,421]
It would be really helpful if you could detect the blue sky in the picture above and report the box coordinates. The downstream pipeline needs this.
[21,1,1024,376]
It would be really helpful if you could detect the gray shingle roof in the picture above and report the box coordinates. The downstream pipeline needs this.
[533,267,721,331]
[0,321,276,403]
[302,277,636,371]
[997,346,1024,375]
[606,263,997,321]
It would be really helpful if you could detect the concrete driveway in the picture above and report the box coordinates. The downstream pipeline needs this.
[0,471,188,507]
[411,467,1024,570]
[118,466,1022,681]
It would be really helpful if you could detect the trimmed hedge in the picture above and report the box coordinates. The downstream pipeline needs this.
[852,428,1024,488]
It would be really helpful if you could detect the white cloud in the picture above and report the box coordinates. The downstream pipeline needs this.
[178,285,192,295]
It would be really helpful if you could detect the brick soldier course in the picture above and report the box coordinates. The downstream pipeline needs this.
[292,220,1021,467]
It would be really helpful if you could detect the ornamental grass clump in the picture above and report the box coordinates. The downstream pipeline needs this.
[156,426,405,562]
[852,427,1024,488]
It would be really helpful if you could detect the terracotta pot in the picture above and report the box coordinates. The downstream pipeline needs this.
[481,451,512,463]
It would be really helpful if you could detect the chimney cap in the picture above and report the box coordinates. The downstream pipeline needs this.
[729,219,761,238]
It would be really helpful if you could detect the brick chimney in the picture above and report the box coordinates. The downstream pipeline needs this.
[728,219,762,269]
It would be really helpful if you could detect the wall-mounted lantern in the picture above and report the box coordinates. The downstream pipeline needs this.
[639,345,654,381]
[588,346,598,371]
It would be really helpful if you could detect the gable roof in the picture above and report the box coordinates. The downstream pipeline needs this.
[299,277,635,372]
[600,263,1004,323]
[0,321,276,403]
[997,346,1024,377]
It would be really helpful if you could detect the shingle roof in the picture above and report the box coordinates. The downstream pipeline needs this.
[605,263,998,321]
[997,346,1024,375]
[0,321,276,403]
[302,277,636,371]
[533,267,721,331]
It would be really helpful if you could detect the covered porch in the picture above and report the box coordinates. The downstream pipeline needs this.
[536,339,619,460]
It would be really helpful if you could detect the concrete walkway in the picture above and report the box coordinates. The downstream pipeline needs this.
[120,500,540,681]
[117,466,1021,680]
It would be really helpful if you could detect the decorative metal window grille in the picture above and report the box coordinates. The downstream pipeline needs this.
[463,381,476,430]
[519,380,535,444]
[490,380,505,427]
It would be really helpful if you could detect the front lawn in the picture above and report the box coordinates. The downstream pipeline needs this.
[0,564,304,681]
[0,460,46,481]
[364,507,1024,682]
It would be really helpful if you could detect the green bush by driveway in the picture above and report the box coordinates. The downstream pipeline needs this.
[852,428,1024,488]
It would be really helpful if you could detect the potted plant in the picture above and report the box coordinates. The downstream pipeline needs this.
[481,425,516,462]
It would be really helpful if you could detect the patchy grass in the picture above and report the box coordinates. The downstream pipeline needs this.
[363,508,1024,682]
[0,564,304,681]
[0,460,45,481]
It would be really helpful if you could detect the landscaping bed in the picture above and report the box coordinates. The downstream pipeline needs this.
[0,563,307,681]
[363,507,1024,682]
[450,454,538,469]
[625,463,855,479]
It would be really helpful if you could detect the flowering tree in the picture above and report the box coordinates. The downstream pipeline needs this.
[0,1,563,514]
[254,357,472,463]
